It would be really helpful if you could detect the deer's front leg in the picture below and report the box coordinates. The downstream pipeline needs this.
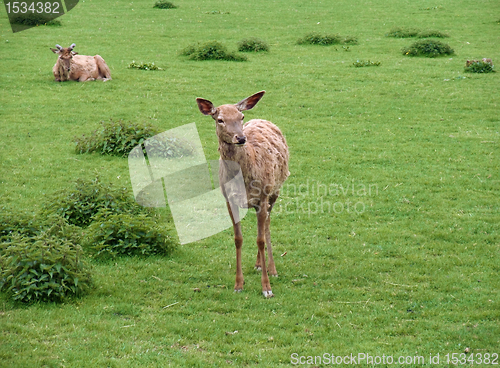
[257,201,273,298]
[227,202,244,292]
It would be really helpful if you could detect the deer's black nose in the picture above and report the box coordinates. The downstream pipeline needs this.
[236,136,246,145]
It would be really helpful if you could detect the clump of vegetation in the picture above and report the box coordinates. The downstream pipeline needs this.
[353,60,381,67]
[74,119,161,157]
[464,61,495,73]
[205,10,230,14]
[41,177,145,228]
[387,27,449,38]
[238,38,269,52]
[11,14,62,26]
[128,61,162,70]
[142,134,195,159]
[180,41,247,61]
[0,233,92,303]
[402,39,454,57]
[297,32,358,46]
[153,0,177,9]
[84,211,175,257]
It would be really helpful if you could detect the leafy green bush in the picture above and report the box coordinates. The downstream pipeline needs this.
[237,38,269,52]
[153,0,177,9]
[297,33,357,46]
[181,41,247,61]
[402,39,454,57]
[128,61,162,70]
[142,134,195,159]
[42,177,144,227]
[0,211,43,242]
[387,27,448,38]
[84,211,175,257]
[0,233,92,303]
[353,60,381,67]
[74,119,161,157]
[11,14,62,26]
[464,61,495,73]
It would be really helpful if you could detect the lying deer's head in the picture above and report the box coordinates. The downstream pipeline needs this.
[196,91,265,146]
[50,43,78,80]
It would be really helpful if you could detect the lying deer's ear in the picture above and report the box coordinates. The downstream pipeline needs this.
[235,90,265,111]
[196,98,217,115]
[50,48,60,54]
[71,52,78,56]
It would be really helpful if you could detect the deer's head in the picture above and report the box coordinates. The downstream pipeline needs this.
[51,43,78,80]
[196,91,265,146]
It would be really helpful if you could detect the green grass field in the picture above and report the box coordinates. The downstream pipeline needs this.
[1,0,499,366]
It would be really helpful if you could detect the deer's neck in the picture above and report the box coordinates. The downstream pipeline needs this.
[218,141,249,165]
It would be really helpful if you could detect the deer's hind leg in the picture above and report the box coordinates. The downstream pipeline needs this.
[265,195,278,277]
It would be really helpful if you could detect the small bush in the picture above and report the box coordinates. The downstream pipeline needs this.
[353,60,381,67]
[387,27,448,38]
[0,233,92,303]
[74,119,161,157]
[181,41,247,61]
[238,38,269,52]
[402,39,454,57]
[128,61,162,70]
[0,211,43,242]
[297,33,357,46]
[41,177,144,228]
[11,14,62,26]
[153,1,177,9]
[464,61,495,73]
[142,135,195,159]
[84,211,175,257]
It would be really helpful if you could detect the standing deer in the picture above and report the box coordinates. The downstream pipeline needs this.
[196,91,289,298]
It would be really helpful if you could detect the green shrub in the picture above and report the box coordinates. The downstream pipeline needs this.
[387,27,448,38]
[181,41,247,61]
[464,61,495,73]
[353,60,381,67]
[74,119,161,157]
[128,61,162,70]
[41,177,144,228]
[237,38,269,52]
[142,134,195,159]
[153,1,177,9]
[84,211,175,257]
[297,33,357,46]
[0,233,92,303]
[402,39,454,57]
[0,211,43,242]
[11,14,62,26]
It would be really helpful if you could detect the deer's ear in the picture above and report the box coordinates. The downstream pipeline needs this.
[50,48,60,54]
[196,98,217,115]
[235,91,265,111]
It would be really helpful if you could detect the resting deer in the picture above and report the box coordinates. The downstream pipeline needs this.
[196,91,289,298]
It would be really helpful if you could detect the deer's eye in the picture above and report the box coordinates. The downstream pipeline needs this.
[241,114,245,120]
[217,119,224,125]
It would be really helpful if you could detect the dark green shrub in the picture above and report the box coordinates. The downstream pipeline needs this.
[238,38,269,52]
[464,61,495,73]
[386,27,420,38]
[402,39,454,57]
[74,119,161,157]
[0,211,43,242]
[142,135,195,159]
[387,27,448,38]
[153,1,177,9]
[181,41,247,61]
[128,61,162,70]
[41,177,144,227]
[84,211,175,257]
[0,233,92,303]
[297,33,357,46]
[11,14,62,26]
[417,30,449,38]
[353,60,381,67]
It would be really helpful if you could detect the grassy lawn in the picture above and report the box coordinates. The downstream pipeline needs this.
[1,0,499,366]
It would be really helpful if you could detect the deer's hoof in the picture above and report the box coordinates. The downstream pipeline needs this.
[262,290,274,298]
[234,288,243,293]
[254,266,262,271]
